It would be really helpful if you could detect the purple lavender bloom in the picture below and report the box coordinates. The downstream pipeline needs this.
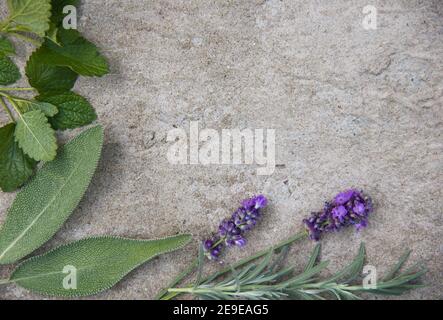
[226,235,247,247]
[203,195,268,261]
[303,189,373,241]
[332,205,348,222]
[203,237,223,260]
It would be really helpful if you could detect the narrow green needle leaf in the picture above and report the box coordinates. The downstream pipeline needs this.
[383,249,412,281]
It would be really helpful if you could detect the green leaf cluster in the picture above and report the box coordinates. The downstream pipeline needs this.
[0,0,109,192]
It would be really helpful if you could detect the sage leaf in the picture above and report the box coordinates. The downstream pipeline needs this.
[25,50,78,94]
[0,56,20,85]
[37,92,97,130]
[36,29,109,77]
[0,126,104,264]
[11,96,58,117]
[9,234,192,297]
[14,109,57,161]
[0,123,36,192]
[0,36,15,56]
[6,0,51,36]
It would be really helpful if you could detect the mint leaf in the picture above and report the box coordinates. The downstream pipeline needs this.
[50,0,79,26]
[0,56,20,85]
[6,0,51,36]
[0,36,15,56]
[11,96,58,117]
[37,92,97,130]
[9,234,192,296]
[0,126,103,264]
[25,49,78,94]
[35,29,109,77]
[0,123,36,192]
[14,109,57,161]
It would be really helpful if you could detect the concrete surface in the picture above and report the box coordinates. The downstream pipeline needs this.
[0,0,442,300]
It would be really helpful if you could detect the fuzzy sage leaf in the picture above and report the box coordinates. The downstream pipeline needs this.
[8,234,192,297]
[0,125,104,264]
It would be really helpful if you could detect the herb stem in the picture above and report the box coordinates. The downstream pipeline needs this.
[154,256,200,300]
[0,87,35,92]
[0,279,10,285]
[7,32,42,46]
[0,97,14,122]
[204,231,308,283]
[159,230,308,300]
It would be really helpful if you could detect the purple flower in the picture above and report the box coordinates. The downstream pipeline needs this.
[355,219,368,231]
[334,189,360,205]
[226,235,247,247]
[203,237,223,260]
[353,202,366,215]
[332,205,348,222]
[303,189,373,241]
[203,195,268,261]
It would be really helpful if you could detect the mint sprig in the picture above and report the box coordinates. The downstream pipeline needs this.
[0,0,109,192]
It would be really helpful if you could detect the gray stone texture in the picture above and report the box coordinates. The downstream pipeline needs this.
[0,0,442,299]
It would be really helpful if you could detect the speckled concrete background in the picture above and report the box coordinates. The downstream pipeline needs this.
[0,0,442,300]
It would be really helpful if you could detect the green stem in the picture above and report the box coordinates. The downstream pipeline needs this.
[0,97,14,122]
[7,32,42,46]
[159,230,308,300]
[154,256,199,300]
[0,279,10,285]
[168,283,274,295]
[203,231,308,283]
[0,87,35,92]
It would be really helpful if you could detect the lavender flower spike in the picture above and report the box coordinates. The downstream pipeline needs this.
[203,195,268,261]
[303,189,373,241]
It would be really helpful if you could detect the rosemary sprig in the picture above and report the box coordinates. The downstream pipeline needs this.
[168,243,426,300]
[156,230,308,300]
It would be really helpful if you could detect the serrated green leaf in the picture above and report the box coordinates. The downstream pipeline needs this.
[25,49,78,94]
[6,0,51,36]
[0,126,103,264]
[35,29,109,76]
[0,56,20,85]
[50,0,79,26]
[14,109,57,161]
[11,96,58,117]
[36,92,96,130]
[9,234,192,297]
[0,36,15,56]
[0,123,36,192]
